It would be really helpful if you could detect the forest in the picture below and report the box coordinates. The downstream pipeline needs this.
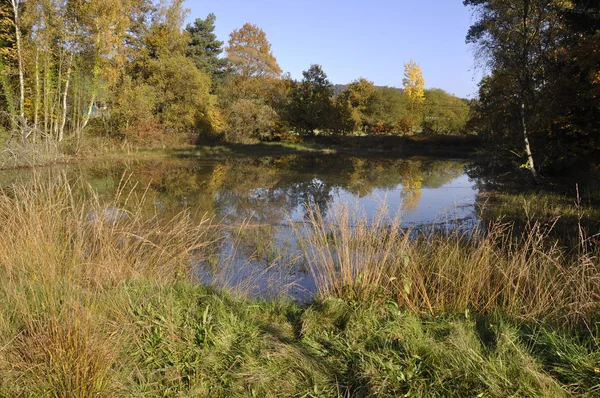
[0,0,597,177]
[0,1,467,157]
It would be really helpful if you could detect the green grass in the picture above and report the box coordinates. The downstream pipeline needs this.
[0,178,599,397]
[479,190,600,222]
[4,281,598,397]
[300,204,600,326]
[186,133,479,159]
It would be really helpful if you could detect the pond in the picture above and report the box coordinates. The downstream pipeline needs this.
[1,154,479,299]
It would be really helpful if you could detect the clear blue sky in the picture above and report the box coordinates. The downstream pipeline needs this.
[185,0,479,98]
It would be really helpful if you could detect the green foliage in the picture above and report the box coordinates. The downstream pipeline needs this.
[421,89,469,135]
[345,78,376,129]
[0,59,15,125]
[287,64,342,136]
[336,84,469,136]
[111,76,157,131]
[0,174,599,396]
[369,87,409,127]
[330,94,356,134]
[185,13,227,80]
[223,99,279,143]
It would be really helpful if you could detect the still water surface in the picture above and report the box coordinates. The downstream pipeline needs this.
[1,154,479,299]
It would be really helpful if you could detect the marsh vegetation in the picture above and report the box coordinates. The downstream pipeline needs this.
[0,155,599,397]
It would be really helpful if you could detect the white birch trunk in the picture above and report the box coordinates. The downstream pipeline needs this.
[10,0,26,141]
[58,53,73,142]
[520,101,538,180]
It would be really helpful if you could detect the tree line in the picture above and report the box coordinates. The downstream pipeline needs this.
[0,0,470,150]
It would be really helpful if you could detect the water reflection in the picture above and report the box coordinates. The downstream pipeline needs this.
[0,154,478,299]
[0,155,475,224]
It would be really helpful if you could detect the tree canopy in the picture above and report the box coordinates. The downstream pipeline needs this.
[186,13,227,79]
[465,0,600,173]
[226,23,281,78]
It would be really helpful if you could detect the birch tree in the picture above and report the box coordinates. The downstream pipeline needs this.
[465,0,564,179]
[9,0,25,139]
[402,61,425,112]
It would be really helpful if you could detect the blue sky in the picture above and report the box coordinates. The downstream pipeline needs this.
[185,0,479,98]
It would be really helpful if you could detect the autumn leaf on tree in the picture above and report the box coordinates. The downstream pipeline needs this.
[226,23,282,78]
[402,61,425,110]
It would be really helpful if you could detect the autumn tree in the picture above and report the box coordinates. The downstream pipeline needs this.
[402,61,425,112]
[67,0,136,138]
[147,56,213,133]
[223,99,278,143]
[143,0,188,60]
[465,0,564,178]
[218,23,284,143]
[226,23,281,78]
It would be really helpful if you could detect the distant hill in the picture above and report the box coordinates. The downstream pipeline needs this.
[332,84,403,97]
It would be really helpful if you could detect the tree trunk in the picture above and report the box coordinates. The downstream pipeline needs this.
[58,53,73,142]
[80,64,99,136]
[520,100,538,180]
[52,51,63,140]
[43,48,49,137]
[10,0,26,141]
[80,40,101,137]
[33,48,40,143]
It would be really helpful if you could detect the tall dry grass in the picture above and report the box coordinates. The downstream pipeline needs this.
[0,178,597,396]
[301,204,600,326]
[0,176,218,396]
[0,140,64,169]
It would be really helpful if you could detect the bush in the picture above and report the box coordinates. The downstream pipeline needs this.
[223,99,279,143]
[396,116,414,135]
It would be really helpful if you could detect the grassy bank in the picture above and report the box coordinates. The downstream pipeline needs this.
[186,134,480,159]
[0,133,479,171]
[0,135,200,170]
[311,134,480,157]
[0,180,598,397]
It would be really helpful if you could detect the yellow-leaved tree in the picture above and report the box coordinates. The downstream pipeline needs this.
[402,61,425,111]
[226,23,281,78]
[221,23,283,142]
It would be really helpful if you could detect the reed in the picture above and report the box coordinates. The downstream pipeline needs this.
[300,203,600,326]
[0,176,217,395]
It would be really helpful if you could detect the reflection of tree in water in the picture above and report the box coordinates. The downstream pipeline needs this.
[12,155,466,225]
[336,158,465,214]
[285,178,334,220]
[215,175,333,224]
[401,174,423,213]
[1,156,468,268]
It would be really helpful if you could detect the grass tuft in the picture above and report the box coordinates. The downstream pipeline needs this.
[301,203,600,326]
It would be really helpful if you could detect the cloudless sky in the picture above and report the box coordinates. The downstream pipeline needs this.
[185,0,480,98]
